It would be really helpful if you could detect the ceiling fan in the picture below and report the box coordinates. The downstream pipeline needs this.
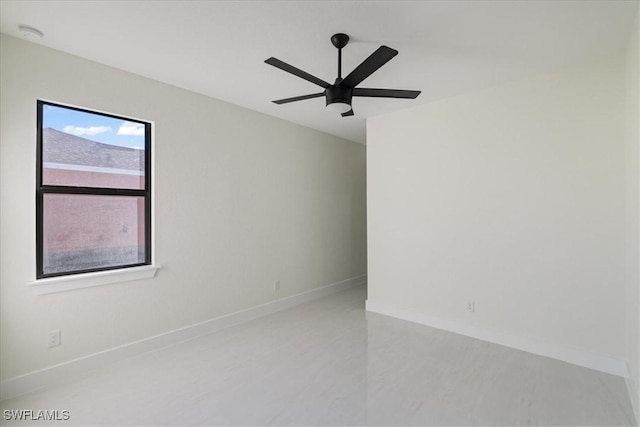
[265,33,421,117]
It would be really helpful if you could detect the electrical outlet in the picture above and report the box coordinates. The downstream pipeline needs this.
[467,301,475,313]
[48,330,61,348]
[273,280,280,292]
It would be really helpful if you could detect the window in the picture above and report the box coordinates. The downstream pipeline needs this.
[36,101,151,279]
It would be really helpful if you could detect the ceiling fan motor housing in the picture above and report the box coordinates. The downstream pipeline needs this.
[325,84,353,107]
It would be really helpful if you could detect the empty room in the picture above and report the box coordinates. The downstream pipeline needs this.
[0,1,639,425]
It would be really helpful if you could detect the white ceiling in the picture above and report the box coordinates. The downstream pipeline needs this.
[1,1,637,143]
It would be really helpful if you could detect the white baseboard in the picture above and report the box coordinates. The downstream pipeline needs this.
[0,275,366,401]
[626,375,640,426]
[366,299,629,379]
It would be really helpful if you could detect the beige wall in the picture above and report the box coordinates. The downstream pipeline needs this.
[625,7,640,419]
[367,55,628,367]
[0,35,367,380]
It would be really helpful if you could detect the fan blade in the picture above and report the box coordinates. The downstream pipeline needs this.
[265,57,330,88]
[272,93,325,105]
[341,109,354,117]
[341,46,398,88]
[353,88,421,99]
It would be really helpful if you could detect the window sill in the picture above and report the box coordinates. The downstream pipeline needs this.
[29,265,160,295]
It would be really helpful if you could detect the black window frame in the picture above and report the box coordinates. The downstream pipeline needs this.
[36,100,152,279]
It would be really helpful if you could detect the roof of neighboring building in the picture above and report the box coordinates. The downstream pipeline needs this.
[42,127,145,171]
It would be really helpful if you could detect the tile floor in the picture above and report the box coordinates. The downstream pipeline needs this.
[0,285,636,426]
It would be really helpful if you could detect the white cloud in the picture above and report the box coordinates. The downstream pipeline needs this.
[117,121,145,136]
[62,125,112,136]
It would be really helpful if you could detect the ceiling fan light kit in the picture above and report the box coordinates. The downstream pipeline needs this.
[326,101,352,114]
[265,33,421,117]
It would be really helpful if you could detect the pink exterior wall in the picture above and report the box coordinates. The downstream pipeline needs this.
[43,168,144,189]
[42,169,145,258]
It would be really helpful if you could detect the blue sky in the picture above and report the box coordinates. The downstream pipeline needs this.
[43,104,146,149]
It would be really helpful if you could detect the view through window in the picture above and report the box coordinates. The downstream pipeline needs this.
[36,101,151,278]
